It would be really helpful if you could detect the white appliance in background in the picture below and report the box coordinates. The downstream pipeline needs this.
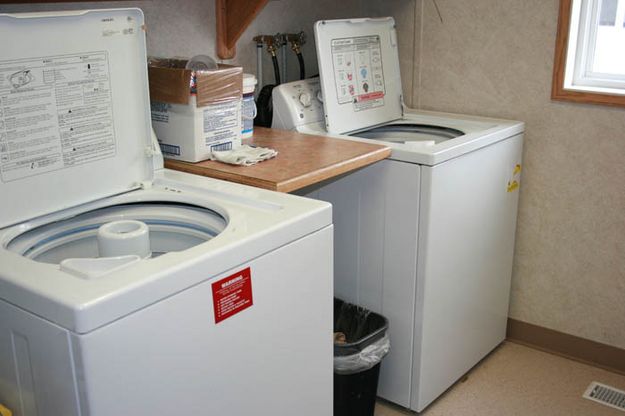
[0,10,333,416]
[272,17,524,413]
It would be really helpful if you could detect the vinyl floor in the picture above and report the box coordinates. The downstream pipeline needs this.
[375,341,625,415]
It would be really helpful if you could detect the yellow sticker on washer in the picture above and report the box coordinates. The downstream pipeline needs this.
[0,404,13,416]
[507,180,519,193]
[506,163,522,192]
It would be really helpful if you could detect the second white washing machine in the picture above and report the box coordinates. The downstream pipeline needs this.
[272,17,525,412]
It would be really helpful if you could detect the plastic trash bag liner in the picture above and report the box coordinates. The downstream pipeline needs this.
[333,298,390,375]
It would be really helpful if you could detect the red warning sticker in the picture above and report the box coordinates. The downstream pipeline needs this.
[212,267,253,324]
[356,91,385,102]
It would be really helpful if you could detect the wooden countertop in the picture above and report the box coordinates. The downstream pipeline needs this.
[164,127,391,193]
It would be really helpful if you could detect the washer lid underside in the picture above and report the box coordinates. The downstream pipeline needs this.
[0,9,153,229]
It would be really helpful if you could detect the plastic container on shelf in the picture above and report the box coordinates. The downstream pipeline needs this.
[242,73,258,139]
[333,298,390,416]
[185,54,218,71]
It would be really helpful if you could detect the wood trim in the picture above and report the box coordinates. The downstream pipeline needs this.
[507,318,625,376]
[551,0,625,107]
[216,0,269,60]
[215,0,235,60]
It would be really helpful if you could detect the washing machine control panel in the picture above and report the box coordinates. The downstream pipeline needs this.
[272,78,324,130]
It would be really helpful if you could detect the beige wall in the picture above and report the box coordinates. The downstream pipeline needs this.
[400,0,625,349]
[0,0,364,85]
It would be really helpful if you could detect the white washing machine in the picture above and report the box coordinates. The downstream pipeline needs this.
[0,10,333,416]
[272,17,524,413]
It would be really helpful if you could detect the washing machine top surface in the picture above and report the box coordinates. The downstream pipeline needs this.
[0,10,333,334]
[0,169,332,333]
[314,17,403,135]
[0,9,154,229]
[311,19,524,163]
[297,108,524,166]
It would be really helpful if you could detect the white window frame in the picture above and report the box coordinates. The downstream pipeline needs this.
[564,0,625,95]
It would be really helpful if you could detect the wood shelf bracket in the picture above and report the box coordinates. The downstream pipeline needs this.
[216,0,270,59]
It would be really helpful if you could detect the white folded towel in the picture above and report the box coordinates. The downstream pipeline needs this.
[210,145,278,166]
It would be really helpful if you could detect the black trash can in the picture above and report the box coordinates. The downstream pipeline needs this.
[333,298,390,416]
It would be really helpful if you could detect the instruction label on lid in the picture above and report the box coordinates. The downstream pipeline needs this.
[331,35,386,112]
[0,52,116,182]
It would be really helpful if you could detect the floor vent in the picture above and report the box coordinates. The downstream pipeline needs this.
[583,381,625,412]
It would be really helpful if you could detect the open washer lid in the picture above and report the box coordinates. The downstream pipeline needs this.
[0,9,154,228]
[314,17,403,135]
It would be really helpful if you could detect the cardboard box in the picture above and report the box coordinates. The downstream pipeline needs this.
[148,59,243,162]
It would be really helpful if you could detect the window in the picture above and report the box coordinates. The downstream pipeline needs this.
[552,0,625,106]
[599,0,618,25]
